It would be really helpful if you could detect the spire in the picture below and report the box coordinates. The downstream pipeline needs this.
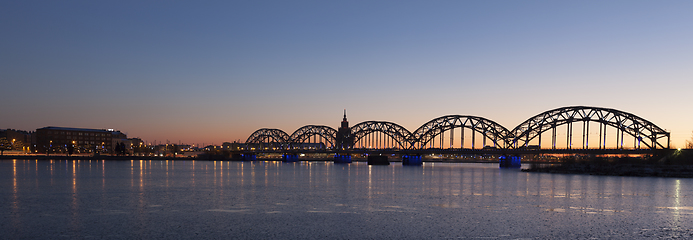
[341,109,349,128]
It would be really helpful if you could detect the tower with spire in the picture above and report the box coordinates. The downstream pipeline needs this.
[336,109,354,149]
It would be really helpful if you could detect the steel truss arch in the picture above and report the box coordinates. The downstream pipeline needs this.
[288,125,338,149]
[411,115,511,149]
[245,128,291,149]
[510,106,670,149]
[350,121,413,149]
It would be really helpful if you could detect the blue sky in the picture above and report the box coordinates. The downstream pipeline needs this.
[2,1,692,146]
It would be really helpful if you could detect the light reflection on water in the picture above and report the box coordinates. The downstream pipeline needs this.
[1,159,692,239]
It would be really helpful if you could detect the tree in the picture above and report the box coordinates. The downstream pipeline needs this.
[686,131,693,149]
[11,140,24,151]
[0,138,11,156]
[114,142,120,155]
[67,145,74,156]
[115,142,126,156]
[120,142,127,155]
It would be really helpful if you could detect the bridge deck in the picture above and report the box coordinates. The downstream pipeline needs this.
[238,148,666,155]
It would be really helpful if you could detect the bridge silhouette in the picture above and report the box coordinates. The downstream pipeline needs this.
[244,106,670,160]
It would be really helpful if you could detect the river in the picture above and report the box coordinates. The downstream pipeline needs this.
[1,159,691,239]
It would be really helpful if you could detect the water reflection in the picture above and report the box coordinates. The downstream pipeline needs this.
[102,160,105,189]
[12,160,17,195]
[165,160,169,188]
[12,160,17,215]
[70,160,79,233]
[672,179,681,227]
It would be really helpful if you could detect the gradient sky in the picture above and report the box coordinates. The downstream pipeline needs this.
[2,1,692,147]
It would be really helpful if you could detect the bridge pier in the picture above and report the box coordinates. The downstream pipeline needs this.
[242,154,257,161]
[282,153,299,162]
[402,155,422,166]
[334,154,352,163]
[499,155,521,168]
[368,155,390,165]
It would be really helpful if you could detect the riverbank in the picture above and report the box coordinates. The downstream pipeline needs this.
[522,162,693,178]
[0,154,500,163]
[0,155,195,161]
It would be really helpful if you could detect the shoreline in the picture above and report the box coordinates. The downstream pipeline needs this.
[0,155,195,161]
[0,155,500,163]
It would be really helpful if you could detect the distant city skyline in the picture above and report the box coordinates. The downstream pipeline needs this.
[2,1,692,147]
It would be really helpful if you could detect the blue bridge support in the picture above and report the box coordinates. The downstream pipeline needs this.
[334,154,352,163]
[282,154,299,162]
[402,155,422,166]
[243,154,257,161]
[499,155,521,168]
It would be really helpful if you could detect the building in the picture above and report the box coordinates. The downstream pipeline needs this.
[336,110,354,149]
[0,129,34,153]
[35,127,126,154]
[222,141,243,150]
[111,130,128,154]
[128,138,143,149]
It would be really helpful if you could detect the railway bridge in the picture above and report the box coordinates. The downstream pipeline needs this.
[243,106,670,165]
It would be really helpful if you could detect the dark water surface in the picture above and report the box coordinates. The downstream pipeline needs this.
[1,159,692,239]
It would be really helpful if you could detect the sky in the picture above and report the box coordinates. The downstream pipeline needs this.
[1,1,693,147]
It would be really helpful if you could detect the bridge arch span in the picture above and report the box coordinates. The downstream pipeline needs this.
[289,125,337,149]
[411,115,510,149]
[350,121,413,149]
[245,128,291,149]
[510,106,670,149]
